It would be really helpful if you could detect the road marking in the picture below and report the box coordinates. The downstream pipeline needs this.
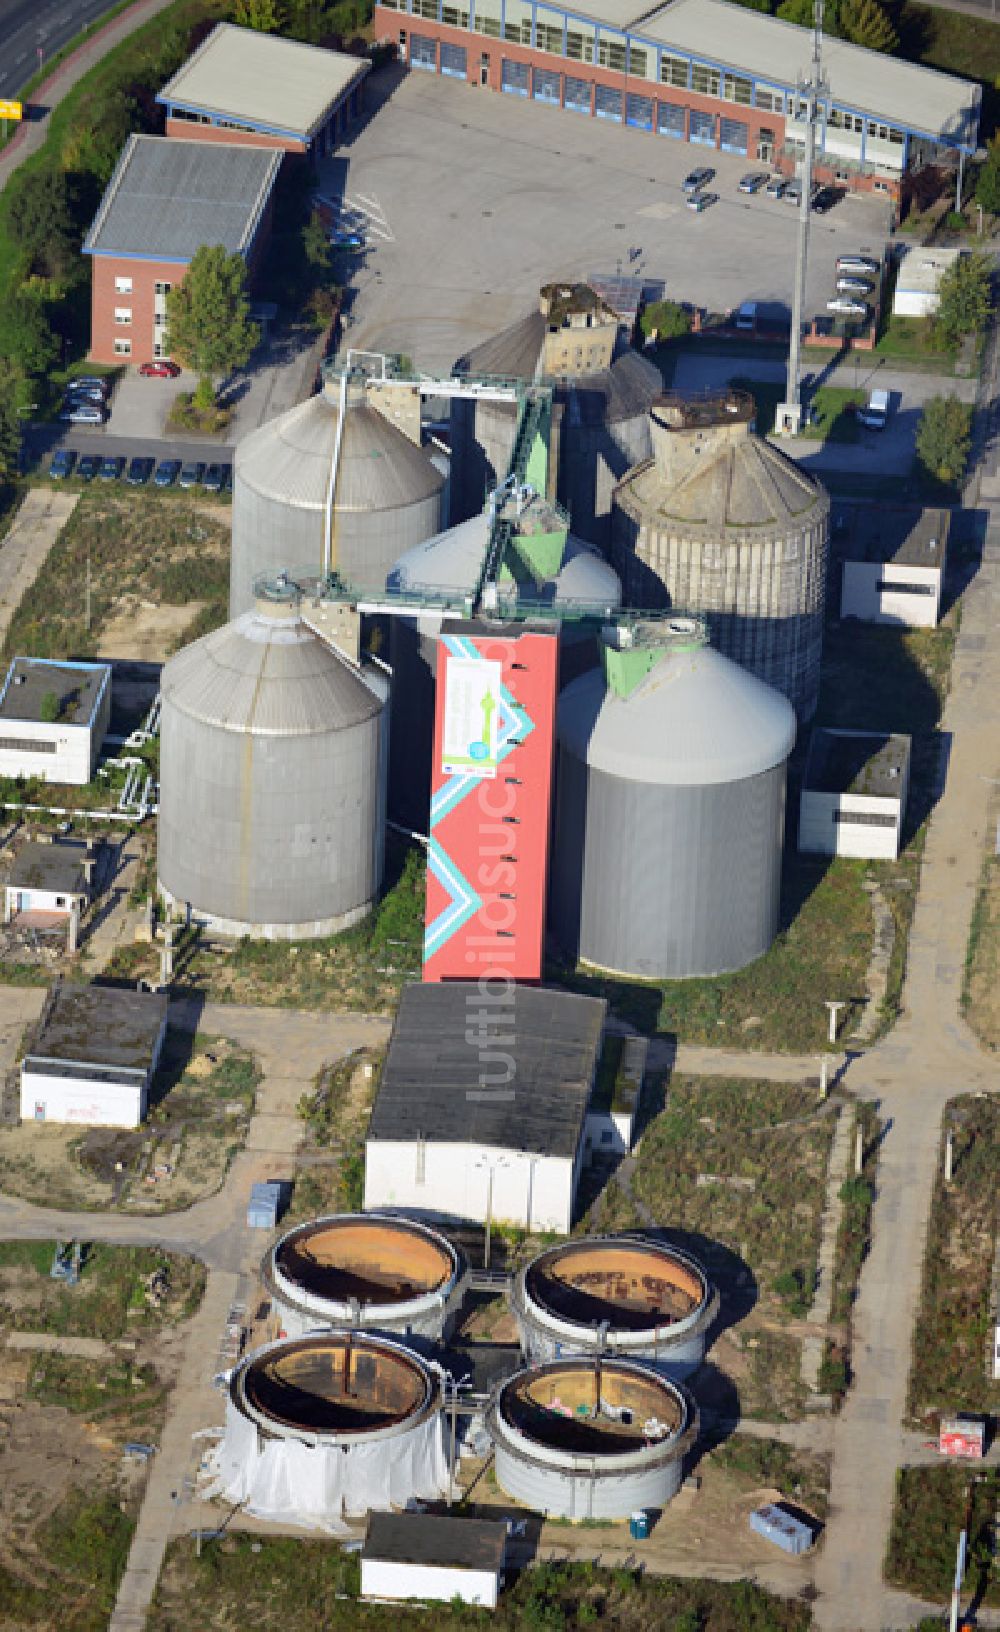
[340,192,395,242]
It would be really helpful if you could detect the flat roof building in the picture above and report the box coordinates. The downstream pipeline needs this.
[0,656,111,785]
[361,1513,508,1608]
[4,842,90,939]
[20,982,169,1128]
[378,0,979,201]
[840,505,949,627]
[892,246,963,318]
[83,134,281,366]
[157,22,370,156]
[364,982,606,1234]
[799,727,911,860]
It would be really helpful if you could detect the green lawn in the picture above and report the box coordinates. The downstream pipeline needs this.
[0,1240,205,1337]
[800,386,862,443]
[875,315,956,369]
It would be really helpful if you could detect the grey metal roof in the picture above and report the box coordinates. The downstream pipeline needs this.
[9,842,88,897]
[842,503,949,569]
[161,606,383,736]
[26,982,168,1074]
[558,641,797,785]
[363,1511,507,1571]
[367,982,606,1159]
[236,386,444,514]
[157,22,368,139]
[457,317,660,424]
[387,509,621,605]
[618,422,826,530]
[805,727,911,797]
[84,135,281,261]
[0,658,107,726]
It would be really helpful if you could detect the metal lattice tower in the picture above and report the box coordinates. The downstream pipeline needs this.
[777,0,829,435]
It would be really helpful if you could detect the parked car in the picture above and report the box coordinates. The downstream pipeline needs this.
[837,275,874,295]
[734,300,758,332]
[178,460,205,488]
[98,455,126,481]
[66,376,111,397]
[837,253,880,277]
[63,387,107,408]
[48,449,77,479]
[218,462,233,492]
[784,180,802,205]
[812,186,838,213]
[827,295,869,318]
[125,456,155,486]
[738,171,769,194]
[682,166,715,193]
[764,176,786,199]
[329,228,364,251]
[202,462,226,492]
[153,458,182,488]
[686,190,718,213]
[138,360,181,378]
[76,454,101,481]
[856,387,890,430]
[59,402,107,425]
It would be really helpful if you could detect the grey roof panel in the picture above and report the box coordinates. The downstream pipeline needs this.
[0,658,108,725]
[9,842,88,896]
[26,983,168,1073]
[363,1511,507,1570]
[84,135,281,261]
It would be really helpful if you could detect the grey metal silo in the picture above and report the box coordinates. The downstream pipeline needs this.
[158,581,387,939]
[551,617,797,980]
[450,284,660,548]
[230,376,444,617]
[612,391,830,721]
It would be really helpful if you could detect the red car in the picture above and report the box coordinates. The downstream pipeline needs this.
[138,360,181,378]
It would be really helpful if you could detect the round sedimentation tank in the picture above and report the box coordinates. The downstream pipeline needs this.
[488,1357,698,1520]
[386,494,621,830]
[551,616,797,979]
[230,374,444,617]
[158,581,387,939]
[450,283,660,547]
[513,1237,718,1378]
[207,1331,448,1526]
[263,1214,466,1341]
[612,390,830,720]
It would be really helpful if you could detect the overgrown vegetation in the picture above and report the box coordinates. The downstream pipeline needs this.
[150,1541,810,1631]
[906,1096,1000,1424]
[709,1435,830,1519]
[915,396,973,491]
[0,1240,205,1337]
[887,1468,1000,1607]
[962,847,1000,1050]
[0,1488,135,1632]
[28,1350,166,1418]
[290,1048,382,1218]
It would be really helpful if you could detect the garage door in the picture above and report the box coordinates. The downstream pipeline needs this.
[410,33,437,70]
[657,101,685,138]
[689,108,715,146]
[564,75,591,113]
[626,93,653,130]
[720,116,748,154]
[533,66,561,104]
[595,84,622,122]
[440,42,467,78]
[502,58,529,95]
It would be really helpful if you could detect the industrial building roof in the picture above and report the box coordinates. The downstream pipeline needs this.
[457,312,660,421]
[588,0,979,142]
[24,983,168,1079]
[157,23,368,138]
[0,657,108,727]
[893,247,962,296]
[806,727,911,798]
[8,842,88,898]
[367,982,606,1159]
[844,505,949,569]
[83,135,281,262]
[387,506,620,607]
[363,1511,508,1571]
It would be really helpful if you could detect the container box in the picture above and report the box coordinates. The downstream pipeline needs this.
[629,1510,650,1540]
[247,1180,282,1230]
[749,1503,814,1556]
[939,1415,987,1460]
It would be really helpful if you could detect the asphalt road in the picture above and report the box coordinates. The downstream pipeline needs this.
[0,0,128,100]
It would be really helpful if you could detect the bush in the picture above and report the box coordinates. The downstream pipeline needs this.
[915,395,972,487]
[640,298,692,342]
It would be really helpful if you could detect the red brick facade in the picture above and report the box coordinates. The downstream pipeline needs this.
[165,117,306,153]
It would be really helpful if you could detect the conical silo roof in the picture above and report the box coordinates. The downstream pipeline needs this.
[558,635,797,786]
[624,421,826,529]
[456,314,660,425]
[388,509,621,607]
[162,605,382,737]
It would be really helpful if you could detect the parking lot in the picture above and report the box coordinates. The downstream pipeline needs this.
[326,68,892,371]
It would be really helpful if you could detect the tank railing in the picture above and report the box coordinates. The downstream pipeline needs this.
[652,387,756,428]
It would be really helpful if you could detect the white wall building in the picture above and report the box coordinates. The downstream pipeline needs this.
[361,1512,507,1608]
[0,657,111,785]
[840,505,948,628]
[4,842,90,928]
[891,246,962,318]
[363,983,606,1236]
[799,728,911,861]
[21,983,169,1128]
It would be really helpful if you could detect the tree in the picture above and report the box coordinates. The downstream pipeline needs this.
[0,360,24,489]
[6,167,77,279]
[165,246,259,401]
[839,0,898,53]
[233,0,287,28]
[975,144,1000,215]
[915,395,972,486]
[6,293,59,378]
[778,0,843,30]
[935,252,992,348]
[639,299,692,342]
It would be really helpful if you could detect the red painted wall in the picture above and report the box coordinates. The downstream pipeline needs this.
[423,626,559,984]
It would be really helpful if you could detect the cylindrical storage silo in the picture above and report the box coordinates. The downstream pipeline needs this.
[513,1236,718,1379]
[551,617,797,979]
[230,375,444,617]
[158,583,387,939]
[612,391,830,720]
[488,1357,698,1520]
[262,1214,466,1342]
[206,1331,448,1527]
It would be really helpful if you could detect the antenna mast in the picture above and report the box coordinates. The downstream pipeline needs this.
[777,0,828,435]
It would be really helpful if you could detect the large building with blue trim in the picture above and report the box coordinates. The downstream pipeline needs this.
[375,0,980,202]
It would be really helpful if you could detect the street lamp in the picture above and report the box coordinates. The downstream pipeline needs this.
[443,1370,472,1507]
[474,1154,510,1270]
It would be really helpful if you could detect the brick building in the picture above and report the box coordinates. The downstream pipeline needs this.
[157,21,370,155]
[82,135,281,366]
[374,0,979,204]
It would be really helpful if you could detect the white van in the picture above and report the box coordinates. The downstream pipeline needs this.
[856,387,890,430]
[734,301,758,332]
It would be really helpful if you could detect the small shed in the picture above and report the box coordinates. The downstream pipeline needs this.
[247,1180,282,1230]
[0,656,111,784]
[749,1503,815,1556]
[4,841,91,927]
[891,246,961,318]
[20,983,169,1128]
[839,505,948,628]
[361,1512,508,1608]
[798,728,911,861]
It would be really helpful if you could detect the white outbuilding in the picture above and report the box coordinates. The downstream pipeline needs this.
[891,246,962,318]
[363,982,606,1236]
[361,1512,508,1608]
[20,983,169,1128]
[839,505,948,628]
[0,657,111,784]
[4,842,91,933]
[798,728,911,861]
